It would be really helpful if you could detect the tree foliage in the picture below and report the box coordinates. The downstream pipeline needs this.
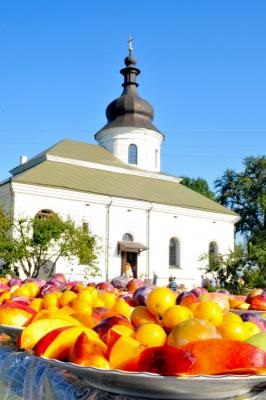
[180,176,216,200]
[0,208,99,278]
[215,156,266,239]
[200,245,247,294]
[214,155,266,273]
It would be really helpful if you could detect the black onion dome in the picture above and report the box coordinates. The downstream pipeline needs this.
[95,51,162,137]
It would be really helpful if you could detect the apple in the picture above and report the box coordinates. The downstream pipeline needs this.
[200,292,230,313]
[96,282,115,293]
[126,279,145,292]
[167,318,221,347]
[176,291,197,304]
[246,332,266,351]
[190,287,208,297]
[246,289,263,304]
[249,295,266,311]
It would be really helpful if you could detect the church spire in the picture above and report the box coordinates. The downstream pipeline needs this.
[95,38,162,134]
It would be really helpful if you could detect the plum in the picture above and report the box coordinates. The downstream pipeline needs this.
[132,285,153,306]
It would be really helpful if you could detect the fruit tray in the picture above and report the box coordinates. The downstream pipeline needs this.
[0,324,24,340]
[40,356,266,399]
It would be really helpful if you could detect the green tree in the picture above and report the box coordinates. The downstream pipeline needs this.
[214,155,266,275]
[180,177,216,200]
[200,245,247,294]
[0,208,99,278]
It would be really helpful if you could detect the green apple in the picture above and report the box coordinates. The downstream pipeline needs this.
[246,331,266,351]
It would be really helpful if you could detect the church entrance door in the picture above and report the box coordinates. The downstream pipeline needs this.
[121,252,138,278]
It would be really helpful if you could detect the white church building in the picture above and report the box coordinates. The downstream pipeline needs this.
[0,49,239,288]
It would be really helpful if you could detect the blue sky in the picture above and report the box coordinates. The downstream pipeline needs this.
[0,1,265,191]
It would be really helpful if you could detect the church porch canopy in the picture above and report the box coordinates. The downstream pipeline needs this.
[118,241,148,253]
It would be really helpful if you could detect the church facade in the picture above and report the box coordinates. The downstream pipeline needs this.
[0,50,238,288]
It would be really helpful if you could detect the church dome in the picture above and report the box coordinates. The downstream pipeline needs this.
[95,49,162,136]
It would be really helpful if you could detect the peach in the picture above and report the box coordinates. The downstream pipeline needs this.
[178,338,266,375]
[106,325,135,356]
[109,336,145,370]
[130,339,266,375]
[18,318,81,350]
[32,311,82,326]
[34,326,106,361]
[0,302,36,327]
[199,292,230,313]
[69,332,109,368]
[93,316,133,343]
[123,345,194,374]
[166,318,221,347]
[71,312,96,328]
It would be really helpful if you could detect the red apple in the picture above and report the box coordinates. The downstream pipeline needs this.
[190,287,208,297]
[126,279,145,292]
[246,289,263,304]
[249,295,266,311]
[96,282,115,293]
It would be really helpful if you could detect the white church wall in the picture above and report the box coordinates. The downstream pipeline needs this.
[96,127,163,172]
[9,182,237,288]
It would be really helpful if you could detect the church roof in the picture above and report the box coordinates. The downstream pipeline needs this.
[7,139,237,217]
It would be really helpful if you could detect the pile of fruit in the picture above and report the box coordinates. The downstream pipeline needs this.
[229,288,266,312]
[0,274,265,376]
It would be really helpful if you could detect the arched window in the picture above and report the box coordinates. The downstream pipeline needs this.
[128,144,138,165]
[122,233,134,241]
[209,241,218,266]
[169,237,180,268]
[35,209,55,219]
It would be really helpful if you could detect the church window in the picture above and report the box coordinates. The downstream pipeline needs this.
[128,144,138,165]
[122,233,134,241]
[169,237,180,268]
[35,209,55,219]
[209,241,218,267]
[83,222,89,234]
